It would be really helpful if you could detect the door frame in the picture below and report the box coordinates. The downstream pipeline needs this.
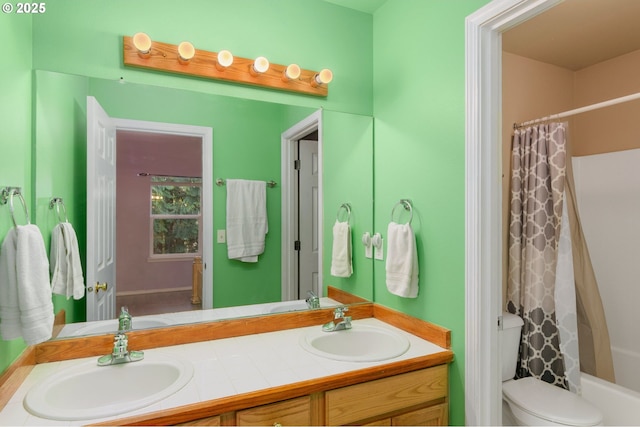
[281,110,323,301]
[464,0,562,424]
[112,118,214,310]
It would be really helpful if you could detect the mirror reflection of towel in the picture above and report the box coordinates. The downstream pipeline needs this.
[226,179,268,263]
[385,222,419,298]
[50,222,85,300]
[331,221,352,277]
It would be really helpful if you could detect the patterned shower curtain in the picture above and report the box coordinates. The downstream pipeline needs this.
[506,122,581,392]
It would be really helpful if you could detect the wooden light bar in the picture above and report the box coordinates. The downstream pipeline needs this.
[122,35,329,97]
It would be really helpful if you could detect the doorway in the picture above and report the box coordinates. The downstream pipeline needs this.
[115,130,203,316]
[281,110,323,302]
[86,96,213,321]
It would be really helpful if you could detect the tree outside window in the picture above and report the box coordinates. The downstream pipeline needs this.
[150,177,201,259]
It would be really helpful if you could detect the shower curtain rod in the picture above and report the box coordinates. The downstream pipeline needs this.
[514,90,640,129]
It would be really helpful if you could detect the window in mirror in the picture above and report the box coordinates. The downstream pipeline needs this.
[150,176,202,259]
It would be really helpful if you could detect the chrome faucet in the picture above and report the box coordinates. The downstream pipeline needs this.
[306,290,320,309]
[322,307,352,332]
[97,307,144,366]
[118,306,132,332]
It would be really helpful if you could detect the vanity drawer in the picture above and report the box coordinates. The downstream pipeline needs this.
[236,396,311,426]
[325,365,447,426]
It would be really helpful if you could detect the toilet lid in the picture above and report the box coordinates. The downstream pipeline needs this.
[503,377,603,426]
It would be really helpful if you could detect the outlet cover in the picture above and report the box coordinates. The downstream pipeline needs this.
[217,229,226,243]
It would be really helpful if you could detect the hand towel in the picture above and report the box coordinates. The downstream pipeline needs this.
[226,179,268,263]
[16,225,54,344]
[330,220,352,277]
[385,222,419,298]
[0,228,21,340]
[50,222,85,300]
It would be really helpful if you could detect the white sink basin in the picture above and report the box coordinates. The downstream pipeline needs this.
[299,323,410,362]
[24,352,193,421]
[70,316,171,336]
[266,301,309,314]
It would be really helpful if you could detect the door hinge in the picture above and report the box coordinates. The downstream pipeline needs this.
[294,160,300,170]
[294,240,301,251]
[497,314,503,331]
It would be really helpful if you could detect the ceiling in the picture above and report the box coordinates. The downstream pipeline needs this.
[503,0,640,71]
[322,0,387,14]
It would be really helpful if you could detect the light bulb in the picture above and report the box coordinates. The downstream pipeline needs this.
[313,68,333,86]
[132,32,152,57]
[216,50,234,70]
[283,64,301,81]
[251,56,270,75]
[178,41,195,63]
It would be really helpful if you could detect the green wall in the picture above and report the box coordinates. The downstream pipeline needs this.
[0,12,32,373]
[31,0,373,115]
[372,1,489,424]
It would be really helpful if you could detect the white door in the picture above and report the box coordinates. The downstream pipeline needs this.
[297,139,319,298]
[86,96,116,321]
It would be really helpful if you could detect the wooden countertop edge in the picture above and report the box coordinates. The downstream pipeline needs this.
[88,351,454,426]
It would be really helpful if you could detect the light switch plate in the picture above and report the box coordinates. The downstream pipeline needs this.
[217,229,226,243]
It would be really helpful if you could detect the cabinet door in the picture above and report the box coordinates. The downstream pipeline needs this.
[326,365,448,426]
[178,415,221,426]
[236,396,311,426]
[392,403,448,426]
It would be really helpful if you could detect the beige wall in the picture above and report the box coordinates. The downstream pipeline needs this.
[501,52,574,301]
[573,49,640,156]
[501,48,640,304]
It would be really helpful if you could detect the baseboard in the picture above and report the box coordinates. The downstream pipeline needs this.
[116,286,191,297]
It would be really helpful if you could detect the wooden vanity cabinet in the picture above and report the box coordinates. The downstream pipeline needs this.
[177,365,448,426]
[325,365,448,426]
[235,396,312,426]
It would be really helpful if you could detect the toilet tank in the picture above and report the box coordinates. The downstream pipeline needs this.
[502,312,524,381]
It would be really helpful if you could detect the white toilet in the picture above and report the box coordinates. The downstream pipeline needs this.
[501,312,603,426]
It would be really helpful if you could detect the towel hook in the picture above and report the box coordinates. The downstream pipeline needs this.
[49,197,69,223]
[391,199,413,225]
[1,187,30,228]
[336,203,351,222]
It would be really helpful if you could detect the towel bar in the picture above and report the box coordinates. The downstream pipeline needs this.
[336,203,351,222]
[1,187,30,228]
[49,197,69,223]
[391,199,413,225]
[216,178,277,188]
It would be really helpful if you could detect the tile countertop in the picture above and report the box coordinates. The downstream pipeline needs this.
[0,317,448,426]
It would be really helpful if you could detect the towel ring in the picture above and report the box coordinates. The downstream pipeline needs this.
[49,197,69,223]
[3,188,30,228]
[391,199,413,225]
[336,203,351,222]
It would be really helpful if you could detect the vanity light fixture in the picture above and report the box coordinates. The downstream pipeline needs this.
[216,49,234,70]
[177,41,195,63]
[132,32,152,58]
[123,35,330,96]
[283,63,301,81]
[311,68,333,87]
[251,56,270,75]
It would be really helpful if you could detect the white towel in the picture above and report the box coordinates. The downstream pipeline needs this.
[226,179,268,263]
[0,228,21,340]
[0,225,54,344]
[330,220,352,277]
[385,222,419,298]
[50,222,85,300]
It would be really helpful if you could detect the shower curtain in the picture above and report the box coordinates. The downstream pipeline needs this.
[506,122,615,392]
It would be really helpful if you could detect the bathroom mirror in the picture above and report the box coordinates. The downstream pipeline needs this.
[32,70,374,340]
